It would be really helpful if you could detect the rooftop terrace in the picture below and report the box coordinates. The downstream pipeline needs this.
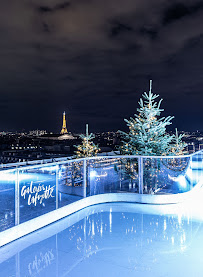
[0,150,203,247]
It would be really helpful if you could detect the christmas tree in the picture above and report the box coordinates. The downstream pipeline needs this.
[171,128,187,155]
[120,80,187,156]
[74,124,100,158]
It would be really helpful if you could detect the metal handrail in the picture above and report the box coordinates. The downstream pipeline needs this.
[0,149,202,172]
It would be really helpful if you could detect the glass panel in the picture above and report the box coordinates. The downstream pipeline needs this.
[58,160,84,208]
[143,156,191,194]
[0,150,202,236]
[19,165,57,223]
[87,157,139,196]
[0,169,16,231]
[190,150,203,188]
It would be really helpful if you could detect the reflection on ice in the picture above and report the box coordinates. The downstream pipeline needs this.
[1,202,203,276]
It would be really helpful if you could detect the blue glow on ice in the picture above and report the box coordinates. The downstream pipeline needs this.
[1,202,203,277]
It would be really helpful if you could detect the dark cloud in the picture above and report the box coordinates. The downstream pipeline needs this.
[37,2,70,13]
[42,22,50,33]
[163,2,203,25]
[109,22,133,38]
[0,0,202,132]
[38,6,52,13]
[139,25,158,40]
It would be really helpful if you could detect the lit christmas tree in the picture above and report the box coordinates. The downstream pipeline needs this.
[171,128,187,155]
[75,124,100,158]
[120,80,187,156]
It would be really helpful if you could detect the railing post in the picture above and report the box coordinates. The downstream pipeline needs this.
[138,157,143,194]
[15,168,20,225]
[56,165,59,210]
[83,159,87,198]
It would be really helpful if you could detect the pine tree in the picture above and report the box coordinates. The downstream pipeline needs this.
[74,124,100,158]
[120,80,186,156]
[171,128,187,155]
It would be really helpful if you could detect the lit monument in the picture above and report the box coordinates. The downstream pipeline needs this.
[61,112,68,134]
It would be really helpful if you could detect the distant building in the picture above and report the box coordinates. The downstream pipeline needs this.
[58,134,75,140]
[28,130,47,136]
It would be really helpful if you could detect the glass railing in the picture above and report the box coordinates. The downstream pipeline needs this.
[0,150,203,233]
[87,157,139,196]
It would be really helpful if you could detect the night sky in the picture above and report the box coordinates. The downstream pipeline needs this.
[0,0,203,133]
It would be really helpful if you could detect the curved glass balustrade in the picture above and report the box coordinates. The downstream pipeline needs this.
[0,150,203,233]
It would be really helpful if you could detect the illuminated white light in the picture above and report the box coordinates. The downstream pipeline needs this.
[39,165,59,172]
[178,214,182,225]
[19,174,32,181]
[169,174,187,188]
[0,171,34,182]
[90,170,97,178]
[164,219,167,231]
[89,170,107,178]
[109,209,112,233]
[0,171,16,181]
[178,175,187,188]
[100,223,103,237]
[58,171,62,179]
[96,172,107,178]
[168,174,177,181]
[103,166,114,170]
[185,167,193,180]
[92,221,95,236]
[190,161,203,170]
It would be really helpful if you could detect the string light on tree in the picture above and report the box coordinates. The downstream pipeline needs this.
[171,128,187,155]
[119,80,187,156]
[75,124,100,158]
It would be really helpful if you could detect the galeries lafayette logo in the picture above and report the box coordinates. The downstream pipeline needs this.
[21,181,55,206]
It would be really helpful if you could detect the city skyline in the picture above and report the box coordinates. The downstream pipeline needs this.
[0,1,203,132]
[0,110,203,134]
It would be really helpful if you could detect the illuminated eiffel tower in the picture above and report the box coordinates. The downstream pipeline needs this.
[61,111,68,134]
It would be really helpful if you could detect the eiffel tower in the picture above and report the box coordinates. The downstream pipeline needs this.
[61,111,68,134]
